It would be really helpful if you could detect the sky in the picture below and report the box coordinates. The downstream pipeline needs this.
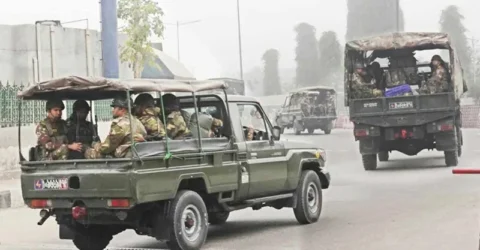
[0,0,478,79]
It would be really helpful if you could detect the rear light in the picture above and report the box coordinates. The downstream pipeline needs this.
[400,129,407,139]
[354,129,369,137]
[394,129,414,139]
[30,199,52,208]
[107,199,130,208]
[72,206,87,220]
[439,124,454,131]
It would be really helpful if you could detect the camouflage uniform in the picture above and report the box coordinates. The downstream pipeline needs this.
[85,96,147,159]
[161,93,191,139]
[36,100,69,160]
[134,93,166,140]
[420,64,448,94]
[166,111,191,139]
[66,100,98,159]
[351,63,383,99]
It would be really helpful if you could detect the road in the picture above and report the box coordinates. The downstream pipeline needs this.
[1,129,480,250]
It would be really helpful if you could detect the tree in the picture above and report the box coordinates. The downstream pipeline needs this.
[295,23,319,87]
[318,31,342,88]
[262,49,281,95]
[346,0,404,41]
[118,0,164,78]
[440,6,473,90]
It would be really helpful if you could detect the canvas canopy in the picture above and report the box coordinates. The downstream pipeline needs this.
[17,76,227,100]
[291,86,336,93]
[345,32,452,51]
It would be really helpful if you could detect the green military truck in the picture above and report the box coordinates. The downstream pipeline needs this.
[17,76,330,250]
[344,32,468,171]
[275,86,337,135]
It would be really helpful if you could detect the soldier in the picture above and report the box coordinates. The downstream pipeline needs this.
[160,93,192,139]
[420,55,449,94]
[85,95,147,159]
[205,107,224,137]
[66,100,99,159]
[351,62,382,99]
[134,93,166,141]
[36,99,82,160]
[157,93,191,125]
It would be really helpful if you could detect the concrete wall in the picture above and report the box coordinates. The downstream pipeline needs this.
[0,23,133,82]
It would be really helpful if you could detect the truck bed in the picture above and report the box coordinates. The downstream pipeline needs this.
[349,93,458,127]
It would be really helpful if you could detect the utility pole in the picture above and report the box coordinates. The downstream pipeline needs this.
[236,0,244,80]
[395,0,400,32]
[165,20,201,62]
[472,37,476,86]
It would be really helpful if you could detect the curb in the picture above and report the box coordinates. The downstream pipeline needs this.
[0,190,11,209]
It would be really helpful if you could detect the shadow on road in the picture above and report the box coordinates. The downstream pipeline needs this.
[375,156,447,172]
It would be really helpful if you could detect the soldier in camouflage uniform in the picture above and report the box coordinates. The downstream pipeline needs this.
[419,55,449,94]
[134,93,166,141]
[351,62,383,99]
[160,94,192,139]
[36,99,82,160]
[85,96,147,159]
[66,100,99,159]
[157,94,191,125]
[205,107,224,137]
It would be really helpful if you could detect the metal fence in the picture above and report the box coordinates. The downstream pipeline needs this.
[0,82,112,127]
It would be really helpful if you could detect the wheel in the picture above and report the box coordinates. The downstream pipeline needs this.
[208,211,230,225]
[166,190,208,250]
[293,170,323,224]
[307,128,315,134]
[378,151,389,162]
[444,150,458,167]
[323,128,332,135]
[72,226,112,250]
[362,154,377,171]
[457,127,463,157]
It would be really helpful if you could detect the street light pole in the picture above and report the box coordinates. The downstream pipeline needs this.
[165,20,201,62]
[396,0,400,32]
[236,0,244,80]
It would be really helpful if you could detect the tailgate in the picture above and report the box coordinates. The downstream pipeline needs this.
[21,160,134,202]
[350,93,456,117]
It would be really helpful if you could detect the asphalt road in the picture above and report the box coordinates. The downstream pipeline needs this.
[1,129,480,250]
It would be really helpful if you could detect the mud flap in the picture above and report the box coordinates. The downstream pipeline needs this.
[359,138,380,155]
[59,224,76,240]
[435,130,457,151]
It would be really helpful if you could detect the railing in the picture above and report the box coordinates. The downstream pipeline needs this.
[0,82,113,127]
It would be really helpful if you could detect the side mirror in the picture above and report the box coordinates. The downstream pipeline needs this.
[272,126,281,140]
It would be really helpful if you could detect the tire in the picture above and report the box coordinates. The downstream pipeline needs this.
[72,226,112,250]
[457,128,463,157]
[362,154,377,171]
[307,128,315,134]
[293,170,323,224]
[444,150,458,167]
[378,151,389,162]
[208,211,230,225]
[166,190,209,250]
[323,128,332,135]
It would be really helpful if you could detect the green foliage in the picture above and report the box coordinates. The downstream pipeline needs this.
[294,23,319,87]
[262,49,281,95]
[318,31,342,88]
[118,0,164,78]
[346,0,404,41]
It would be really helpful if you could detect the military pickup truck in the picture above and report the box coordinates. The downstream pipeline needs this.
[17,76,330,250]
[344,32,468,170]
[275,86,337,135]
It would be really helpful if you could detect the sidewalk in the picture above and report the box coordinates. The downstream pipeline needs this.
[0,177,23,209]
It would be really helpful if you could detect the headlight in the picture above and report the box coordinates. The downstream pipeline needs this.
[315,149,326,162]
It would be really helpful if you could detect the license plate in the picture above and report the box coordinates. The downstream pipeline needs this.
[389,101,414,109]
[34,178,69,190]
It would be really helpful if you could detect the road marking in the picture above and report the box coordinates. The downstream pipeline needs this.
[0,243,168,250]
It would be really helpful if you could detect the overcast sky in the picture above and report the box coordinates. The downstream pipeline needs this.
[0,0,479,79]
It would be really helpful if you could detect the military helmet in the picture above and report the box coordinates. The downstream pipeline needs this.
[110,95,133,109]
[72,100,90,111]
[431,54,443,62]
[134,93,155,107]
[45,98,65,111]
[161,93,178,105]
